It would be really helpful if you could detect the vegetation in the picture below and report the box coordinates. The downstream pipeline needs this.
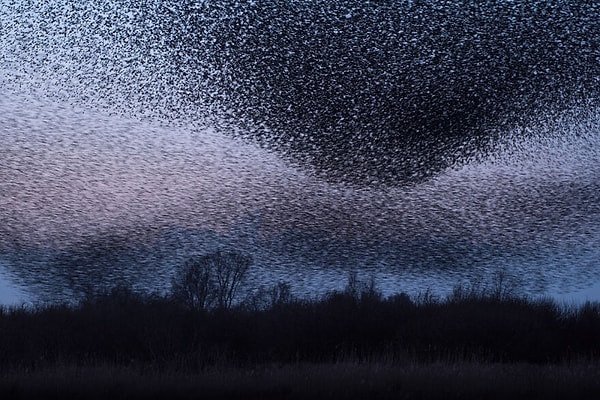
[1,252,599,398]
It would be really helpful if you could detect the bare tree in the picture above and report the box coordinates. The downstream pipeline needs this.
[171,256,215,310]
[171,250,252,310]
[212,250,252,309]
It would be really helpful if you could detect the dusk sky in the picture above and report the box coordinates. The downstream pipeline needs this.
[1,82,598,304]
[1,0,599,304]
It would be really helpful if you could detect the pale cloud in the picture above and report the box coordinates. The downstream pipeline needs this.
[1,88,598,256]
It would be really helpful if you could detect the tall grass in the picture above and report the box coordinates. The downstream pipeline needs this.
[1,362,599,399]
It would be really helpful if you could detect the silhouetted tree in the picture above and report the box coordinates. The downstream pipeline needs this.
[212,250,253,309]
[171,255,214,310]
[171,249,252,310]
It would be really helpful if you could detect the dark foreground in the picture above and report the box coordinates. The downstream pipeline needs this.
[1,281,599,399]
[2,362,600,400]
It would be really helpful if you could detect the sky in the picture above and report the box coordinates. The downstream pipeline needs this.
[1,83,599,303]
[2,84,598,246]
[1,0,599,303]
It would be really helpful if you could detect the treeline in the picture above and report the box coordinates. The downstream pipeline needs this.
[1,273,599,372]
